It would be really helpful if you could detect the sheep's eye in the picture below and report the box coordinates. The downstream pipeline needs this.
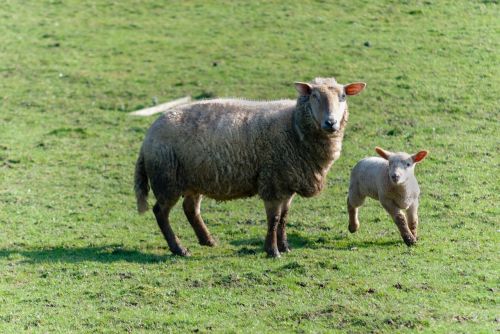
[339,93,346,102]
[406,162,411,167]
[313,94,320,101]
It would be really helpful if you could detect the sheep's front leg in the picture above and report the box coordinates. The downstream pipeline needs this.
[264,200,282,258]
[277,195,294,253]
[407,201,419,240]
[380,198,417,246]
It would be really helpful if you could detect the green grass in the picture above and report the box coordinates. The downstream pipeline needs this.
[1,0,499,332]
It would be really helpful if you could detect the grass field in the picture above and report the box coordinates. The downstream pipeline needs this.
[1,0,499,332]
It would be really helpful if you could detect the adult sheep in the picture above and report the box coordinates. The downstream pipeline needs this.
[134,78,366,257]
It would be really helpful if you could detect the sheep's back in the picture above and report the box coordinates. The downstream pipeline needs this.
[144,99,296,199]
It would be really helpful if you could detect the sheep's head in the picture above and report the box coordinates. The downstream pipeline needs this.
[375,147,428,185]
[295,77,365,134]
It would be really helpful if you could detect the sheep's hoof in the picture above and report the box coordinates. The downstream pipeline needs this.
[403,236,417,246]
[348,223,359,233]
[266,248,281,258]
[278,245,291,253]
[171,246,191,257]
[200,237,217,247]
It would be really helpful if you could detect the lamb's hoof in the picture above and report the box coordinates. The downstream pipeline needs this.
[266,248,281,258]
[403,236,417,246]
[348,224,359,233]
[171,246,191,257]
[200,237,217,247]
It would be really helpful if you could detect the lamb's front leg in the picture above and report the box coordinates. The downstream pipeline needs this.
[407,201,419,240]
[380,198,417,246]
[264,200,282,258]
[277,195,294,253]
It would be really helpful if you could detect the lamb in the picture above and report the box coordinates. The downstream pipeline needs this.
[347,147,428,245]
[134,77,366,257]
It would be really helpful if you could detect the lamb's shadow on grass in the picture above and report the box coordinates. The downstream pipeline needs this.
[231,233,401,255]
[0,245,175,264]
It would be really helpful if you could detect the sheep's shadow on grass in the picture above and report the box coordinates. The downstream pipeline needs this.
[0,237,404,263]
[326,239,402,250]
[231,232,346,255]
[0,245,176,264]
[230,233,308,256]
[231,233,402,255]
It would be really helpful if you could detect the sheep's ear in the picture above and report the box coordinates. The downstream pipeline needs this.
[412,150,428,163]
[344,82,366,96]
[294,82,312,96]
[375,147,391,160]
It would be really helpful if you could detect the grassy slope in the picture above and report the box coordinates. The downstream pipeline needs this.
[0,0,498,332]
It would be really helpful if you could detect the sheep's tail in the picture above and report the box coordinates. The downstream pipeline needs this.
[134,147,150,214]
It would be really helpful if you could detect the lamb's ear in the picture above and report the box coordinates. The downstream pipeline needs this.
[375,147,391,160]
[344,82,366,96]
[294,82,312,96]
[412,150,428,163]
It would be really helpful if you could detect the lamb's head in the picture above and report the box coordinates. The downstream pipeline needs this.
[375,147,428,185]
[295,77,365,134]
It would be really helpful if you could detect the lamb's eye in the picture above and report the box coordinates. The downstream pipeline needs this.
[313,94,320,100]
[339,93,346,102]
[406,162,411,167]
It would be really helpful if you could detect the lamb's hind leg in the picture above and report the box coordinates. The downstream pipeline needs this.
[347,196,360,233]
[183,194,216,246]
[347,189,364,233]
[153,198,190,256]
[407,201,419,240]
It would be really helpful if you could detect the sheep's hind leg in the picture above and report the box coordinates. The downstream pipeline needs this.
[264,200,282,258]
[380,198,416,246]
[183,194,216,246]
[277,195,294,253]
[347,196,360,233]
[153,198,190,256]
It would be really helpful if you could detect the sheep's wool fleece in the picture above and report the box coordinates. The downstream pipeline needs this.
[141,97,348,201]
